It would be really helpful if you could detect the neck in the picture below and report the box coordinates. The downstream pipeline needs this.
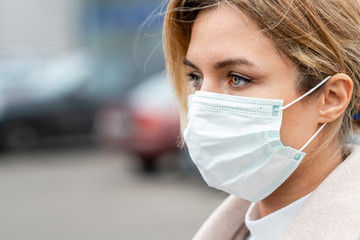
[258,142,343,218]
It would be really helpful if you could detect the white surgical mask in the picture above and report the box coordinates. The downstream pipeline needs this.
[184,76,330,202]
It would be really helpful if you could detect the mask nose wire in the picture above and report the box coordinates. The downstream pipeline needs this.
[279,76,332,111]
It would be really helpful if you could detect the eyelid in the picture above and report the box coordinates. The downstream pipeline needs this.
[187,72,203,90]
[226,72,251,80]
[226,72,253,89]
[187,71,202,77]
[186,72,203,83]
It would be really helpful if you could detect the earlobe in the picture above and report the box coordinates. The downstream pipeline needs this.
[318,73,353,123]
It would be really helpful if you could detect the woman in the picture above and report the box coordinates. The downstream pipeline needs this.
[163,0,360,239]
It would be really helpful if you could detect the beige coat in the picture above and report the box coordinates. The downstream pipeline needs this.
[193,145,360,240]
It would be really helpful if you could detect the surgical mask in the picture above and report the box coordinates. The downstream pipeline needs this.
[184,76,330,202]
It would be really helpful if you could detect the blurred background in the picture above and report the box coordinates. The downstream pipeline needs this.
[0,0,227,239]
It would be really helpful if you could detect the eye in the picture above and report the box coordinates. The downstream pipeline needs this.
[187,73,203,89]
[227,73,252,88]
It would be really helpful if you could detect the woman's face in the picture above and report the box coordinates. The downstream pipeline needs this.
[184,4,322,150]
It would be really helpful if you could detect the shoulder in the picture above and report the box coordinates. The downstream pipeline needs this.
[193,195,250,240]
[282,144,360,239]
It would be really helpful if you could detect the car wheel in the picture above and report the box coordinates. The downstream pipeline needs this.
[2,124,39,150]
[140,155,158,173]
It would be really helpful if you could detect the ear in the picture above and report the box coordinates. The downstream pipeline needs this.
[318,73,353,123]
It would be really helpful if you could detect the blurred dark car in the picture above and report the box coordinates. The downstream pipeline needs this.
[95,72,180,171]
[0,52,134,150]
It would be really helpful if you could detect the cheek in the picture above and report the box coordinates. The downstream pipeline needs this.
[280,103,319,149]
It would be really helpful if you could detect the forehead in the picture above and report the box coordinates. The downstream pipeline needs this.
[186,4,290,70]
[192,5,262,41]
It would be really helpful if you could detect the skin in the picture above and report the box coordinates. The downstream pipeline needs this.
[184,4,353,217]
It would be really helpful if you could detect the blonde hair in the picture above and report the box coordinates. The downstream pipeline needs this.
[163,0,360,146]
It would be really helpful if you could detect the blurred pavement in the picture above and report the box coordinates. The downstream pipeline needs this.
[0,148,228,240]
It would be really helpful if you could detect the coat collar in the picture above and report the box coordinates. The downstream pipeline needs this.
[193,145,360,240]
[193,195,250,240]
[281,145,360,239]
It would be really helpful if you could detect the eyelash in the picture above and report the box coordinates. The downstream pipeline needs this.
[187,72,252,89]
[226,73,252,88]
[187,73,202,88]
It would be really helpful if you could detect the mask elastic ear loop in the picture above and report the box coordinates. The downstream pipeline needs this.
[298,123,327,152]
[279,76,332,111]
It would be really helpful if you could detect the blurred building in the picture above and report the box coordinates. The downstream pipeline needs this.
[0,0,166,150]
[0,0,82,56]
[0,0,164,73]
[81,0,165,78]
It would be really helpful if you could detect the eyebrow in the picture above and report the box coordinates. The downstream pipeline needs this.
[215,58,255,69]
[183,58,255,70]
[183,58,199,70]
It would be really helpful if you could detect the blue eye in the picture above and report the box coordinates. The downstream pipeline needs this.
[187,73,203,88]
[227,73,252,88]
